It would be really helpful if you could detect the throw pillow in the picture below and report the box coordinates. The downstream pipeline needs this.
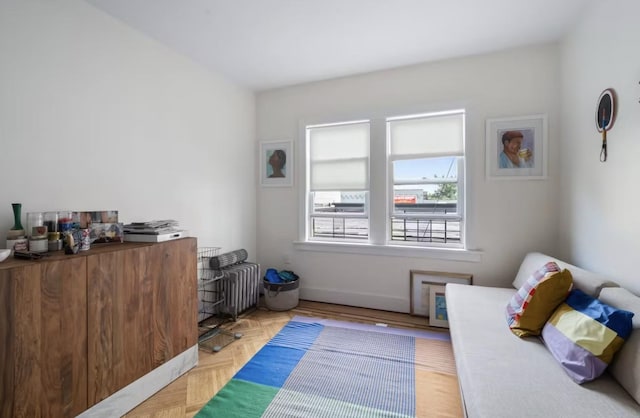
[506,261,573,337]
[541,289,634,384]
[598,287,640,404]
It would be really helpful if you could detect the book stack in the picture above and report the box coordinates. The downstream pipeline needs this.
[123,220,188,243]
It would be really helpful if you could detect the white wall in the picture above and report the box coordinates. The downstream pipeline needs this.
[559,0,640,295]
[0,0,256,255]
[257,44,562,312]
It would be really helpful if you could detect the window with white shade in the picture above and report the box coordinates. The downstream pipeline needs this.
[303,109,465,249]
[306,121,370,241]
[388,111,465,247]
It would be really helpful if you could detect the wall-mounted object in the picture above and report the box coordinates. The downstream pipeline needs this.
[485,114,548,180]
[260,140,293,187]
[596,88,616,162]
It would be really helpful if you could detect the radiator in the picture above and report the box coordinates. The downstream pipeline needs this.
[198,262,261,322]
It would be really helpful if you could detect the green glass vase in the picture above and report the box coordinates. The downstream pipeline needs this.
[11,203,24,231]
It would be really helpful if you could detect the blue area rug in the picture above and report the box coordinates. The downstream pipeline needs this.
[196,316,458,418]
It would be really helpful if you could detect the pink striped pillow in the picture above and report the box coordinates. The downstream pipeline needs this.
[506,262,573,337]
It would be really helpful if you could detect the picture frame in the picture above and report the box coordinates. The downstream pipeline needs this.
[409,270,473,317]
[429,285,449,328]
[486,114,548,180]
[260,140,293,187]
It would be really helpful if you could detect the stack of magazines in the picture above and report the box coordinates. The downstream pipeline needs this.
[123,220,187,242]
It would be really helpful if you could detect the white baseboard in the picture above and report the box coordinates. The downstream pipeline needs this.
[299,287,408,313]
[77,345,198,418]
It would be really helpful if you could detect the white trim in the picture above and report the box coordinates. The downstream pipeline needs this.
[310,212,367,219]
[394,178,458,185]
[298,124,309,242]
[456,156,465,245]
[391,213,462,220]
[293,240,482,262]
[306,118,370,129]
[77,345,198,418]
[386,108,466,122]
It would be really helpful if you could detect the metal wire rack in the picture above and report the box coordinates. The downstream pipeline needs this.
[197,247,242,352]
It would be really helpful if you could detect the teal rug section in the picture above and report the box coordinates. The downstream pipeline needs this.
[195,379,279,418]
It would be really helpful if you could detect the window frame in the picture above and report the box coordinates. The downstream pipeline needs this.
[307,191,370,242]
[305,120,371,243]
[386,110,465,248]
[297,106,478,261]
[387,157,464,248]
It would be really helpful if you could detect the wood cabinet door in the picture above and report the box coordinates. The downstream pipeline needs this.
[152,238,198,365]
[87,245,153,405]
[0,258,88,418]
[87,238,197,406]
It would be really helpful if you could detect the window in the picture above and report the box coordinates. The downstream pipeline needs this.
[306,121,370,241]
[388,111,465,247]
[303,109,465,249]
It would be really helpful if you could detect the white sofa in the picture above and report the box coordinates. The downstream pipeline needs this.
[446,252,640,417]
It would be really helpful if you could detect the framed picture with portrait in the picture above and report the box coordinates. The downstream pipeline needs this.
[260,140,293,187]
[486,114,548,180]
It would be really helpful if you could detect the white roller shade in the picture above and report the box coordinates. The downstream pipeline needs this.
[389,113,464,158]
[309,122,369,191]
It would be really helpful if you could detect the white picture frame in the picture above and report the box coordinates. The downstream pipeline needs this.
[486,114,548,180]
[409,270,472,317]
[429,285,449,328]
[260,140,293,187]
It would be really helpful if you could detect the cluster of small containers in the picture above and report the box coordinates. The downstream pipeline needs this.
[6,211,76,254]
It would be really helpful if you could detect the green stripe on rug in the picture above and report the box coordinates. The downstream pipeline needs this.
[196,379,279,418]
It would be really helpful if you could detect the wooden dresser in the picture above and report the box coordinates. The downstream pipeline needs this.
[0,238,198,417]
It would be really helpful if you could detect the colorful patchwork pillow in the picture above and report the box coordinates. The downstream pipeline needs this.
[598,287,640,403]
[506,261,573,337]
[541,289,634,384]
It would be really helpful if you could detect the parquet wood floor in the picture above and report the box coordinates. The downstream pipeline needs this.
[123,299,447,418]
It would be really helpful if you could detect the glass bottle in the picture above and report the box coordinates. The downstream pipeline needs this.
[44,212,59,233]
[27,212,48,253]
[58,210,74,234]
[27,212,45,237]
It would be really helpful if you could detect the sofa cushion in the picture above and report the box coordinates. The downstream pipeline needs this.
[513,252,617,297]
[542,289,634,384]
[599,287,640,404]
[506,262,573,337]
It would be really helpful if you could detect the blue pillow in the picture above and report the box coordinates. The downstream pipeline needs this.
[541,289,634,384]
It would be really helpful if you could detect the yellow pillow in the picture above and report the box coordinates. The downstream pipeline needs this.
[505,262,573,337]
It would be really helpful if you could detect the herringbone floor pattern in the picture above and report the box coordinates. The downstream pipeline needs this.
[124,299,445,418]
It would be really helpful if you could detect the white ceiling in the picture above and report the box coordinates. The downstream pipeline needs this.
[85,0,592,92]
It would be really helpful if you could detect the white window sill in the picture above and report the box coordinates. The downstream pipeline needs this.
[293,241,483,262]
